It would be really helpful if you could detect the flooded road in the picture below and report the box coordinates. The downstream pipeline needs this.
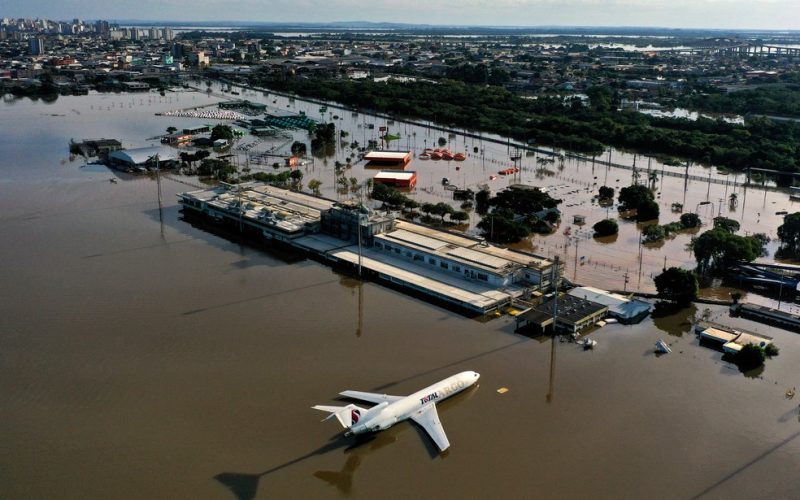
[1,90,800,499]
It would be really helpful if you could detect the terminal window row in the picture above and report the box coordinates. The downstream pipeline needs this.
[374,241,488,281]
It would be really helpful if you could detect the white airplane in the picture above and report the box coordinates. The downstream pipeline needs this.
[312,371,480,452]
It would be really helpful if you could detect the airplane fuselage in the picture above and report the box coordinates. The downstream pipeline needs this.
[347,371,479,436]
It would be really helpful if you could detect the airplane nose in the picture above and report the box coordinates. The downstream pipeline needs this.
[473,372,480,380]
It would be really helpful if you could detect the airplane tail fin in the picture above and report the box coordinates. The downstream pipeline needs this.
[312,404,364,429]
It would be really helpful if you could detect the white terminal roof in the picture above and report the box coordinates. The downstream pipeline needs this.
[374,170,416,181]
[378,227,518,275]
[389,220,553,272]
[446,246,510,271]
[180,182,335,234]
[383,229,447,251]
[109,146,177,165]
[568,286,651,319]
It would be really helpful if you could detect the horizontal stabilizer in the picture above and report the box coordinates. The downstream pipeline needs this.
[312,404,364,428]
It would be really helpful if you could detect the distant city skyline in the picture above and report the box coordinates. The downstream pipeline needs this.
[2,0,800,31]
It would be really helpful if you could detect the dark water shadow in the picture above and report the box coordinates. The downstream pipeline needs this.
[691,430,800,499]
[313,432,399,495]
[215,433,380,500]
[143,207,305,267]
[182,278,340,316]
[652,302,697,337]
[777,405,800,423]
[370,340,527,392]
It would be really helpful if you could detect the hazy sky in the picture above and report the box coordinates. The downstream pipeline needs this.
[2,0,800,30]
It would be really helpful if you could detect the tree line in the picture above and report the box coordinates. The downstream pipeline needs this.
[249,71,800,178]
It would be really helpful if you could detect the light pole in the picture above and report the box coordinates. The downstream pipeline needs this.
[696,200,714,221]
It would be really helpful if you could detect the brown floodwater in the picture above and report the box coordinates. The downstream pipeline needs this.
[1,90,800,499]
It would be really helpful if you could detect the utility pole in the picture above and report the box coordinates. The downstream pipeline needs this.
[551,255,560,331]
[357,211,363,278]
[152,154,164,238]
[573,236,579,283]
[546,255,560,404]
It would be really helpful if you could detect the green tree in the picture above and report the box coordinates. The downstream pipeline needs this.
[291,141,307,156]
[308,179,322,196]
[642,224,665,243]
[618,184,654,211]
[450,211,469,223]
[431,202,454,223]
[713,216,740,234]
[420,203,436,218]
[593,218,618,237]
[636,199,660,222]
[489,186,560,216]
[586,85,613,112]
[777,212,800,255]
[478,208,530,243]
[654,267,698,306]
[438,137,447,147]
[166,126,177,134]
[349,177,360,194]
[733,344,766,371]
[680,213,701,228]
[598,185,614,200]
[210,124,234,142]
[475,189,491,215]
[371,183,408,209]
[691,228,761,272]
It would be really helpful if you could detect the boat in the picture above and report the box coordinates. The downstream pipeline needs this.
[430,152,442,160]
[454,153,466,161]
[498,167,519,175]
[655,339,672,354]
[419,153,431,160]
[442,151,454,161]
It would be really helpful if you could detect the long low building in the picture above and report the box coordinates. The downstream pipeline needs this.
[108,146,177,171]
[178,182,562,315]
[373,170,417,188]
[179,182,336,243]
[363,150,411,168]
[695,322,773,354]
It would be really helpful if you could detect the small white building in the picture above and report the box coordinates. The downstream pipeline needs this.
[567,286,651,323]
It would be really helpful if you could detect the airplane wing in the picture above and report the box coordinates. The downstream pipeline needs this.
[339,390,403,404]
[410,404,450,452]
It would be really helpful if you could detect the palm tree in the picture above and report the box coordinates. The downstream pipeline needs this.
[349,177,360,194]
[308,179,322,196]
[649,171,658,189]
